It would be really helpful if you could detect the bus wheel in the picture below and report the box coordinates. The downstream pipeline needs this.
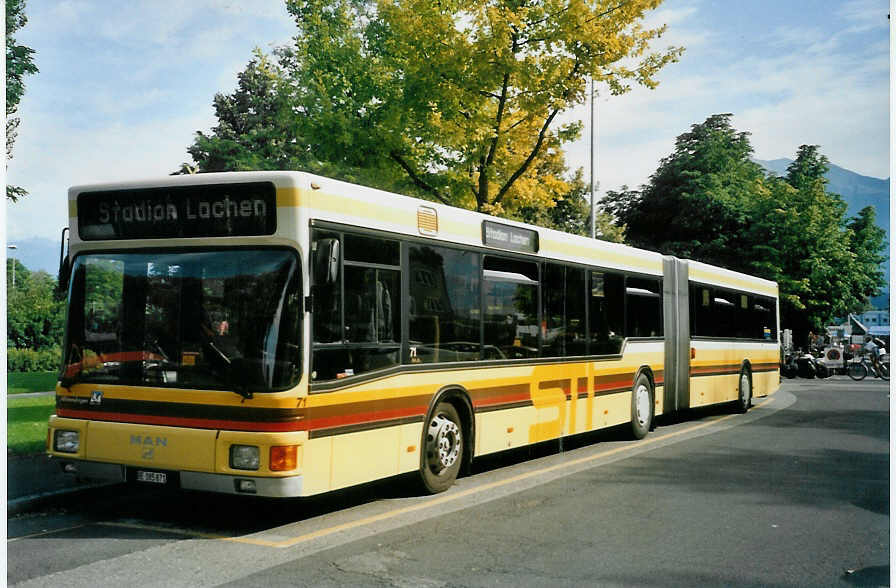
[419,402,463,493]
[630,373,653,440]
[735,369,752,413]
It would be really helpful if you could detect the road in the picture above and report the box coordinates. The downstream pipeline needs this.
[8,378,889,587]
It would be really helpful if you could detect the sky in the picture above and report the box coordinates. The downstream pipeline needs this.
[4,0,891,244]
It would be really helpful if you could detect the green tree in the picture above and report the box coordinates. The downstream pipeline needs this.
[517,167,623,241]
[602,119,887,340]
[747,172,854,337]
[7,262,64,350]
[750,144,886,336]
[6,0,38,202]
[284,0,682,215]
[187,1,682,221]
[184,49,307,173]
[845,205,888,309]
[603,113,765,269]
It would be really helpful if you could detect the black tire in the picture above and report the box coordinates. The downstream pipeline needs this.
[419,402,464,494]
[797,357,816,379]
[847,362,867,381]
[877,362,889,381]
[734,368,752,413]
[630,373,653,440]
[815,363,830,378]
[781,363,797,379]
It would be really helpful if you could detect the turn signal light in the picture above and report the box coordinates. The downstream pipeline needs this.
[269,445,298,471]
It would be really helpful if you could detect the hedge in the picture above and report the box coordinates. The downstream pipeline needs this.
[7,347,62,372]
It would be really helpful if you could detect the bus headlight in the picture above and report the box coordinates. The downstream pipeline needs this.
[54,430,80,453]
[229,445,260,470]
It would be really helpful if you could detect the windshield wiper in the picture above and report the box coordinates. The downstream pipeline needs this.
[205,342,253,400]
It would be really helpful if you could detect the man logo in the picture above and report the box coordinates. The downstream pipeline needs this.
[130,435,168,460]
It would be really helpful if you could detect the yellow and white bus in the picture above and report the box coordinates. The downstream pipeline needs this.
[48,171,780,496]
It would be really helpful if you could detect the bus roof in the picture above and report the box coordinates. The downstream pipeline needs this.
[67,170,777,296]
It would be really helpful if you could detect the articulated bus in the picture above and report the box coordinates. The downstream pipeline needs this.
[48,171,780,497]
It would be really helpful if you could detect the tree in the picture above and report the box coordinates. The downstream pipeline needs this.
[784,144,830,192]
[603,114,765,269]
[6,0,38,202]
[7,261,64,350]
[184,49,308,173]
[187,1,683,221]
[747,173,855,337]
[845,206,888,308]
[286,0,681,214]
[517,167,623,241]
[602,118,888,340]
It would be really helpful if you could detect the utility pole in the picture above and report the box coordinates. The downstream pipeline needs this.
[8,244,17,288]
[589,79,598,239]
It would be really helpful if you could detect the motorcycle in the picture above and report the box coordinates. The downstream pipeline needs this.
[781,349,830,379]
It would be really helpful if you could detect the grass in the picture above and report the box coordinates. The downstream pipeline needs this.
[7,371,58,395]
[8,394,55,455]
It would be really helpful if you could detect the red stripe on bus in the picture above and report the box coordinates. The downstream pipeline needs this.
[473,393,531,409]
[301,405,427,432]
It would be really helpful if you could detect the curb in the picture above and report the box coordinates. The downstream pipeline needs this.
[6,484,109,518]
[8,481,119,517]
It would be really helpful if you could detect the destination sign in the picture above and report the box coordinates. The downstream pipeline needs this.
[78,182,277,240]
[482,220,539,253]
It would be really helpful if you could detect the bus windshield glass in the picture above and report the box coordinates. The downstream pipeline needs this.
[63,249,301,393]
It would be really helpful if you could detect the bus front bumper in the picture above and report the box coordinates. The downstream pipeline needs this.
[54,458,303,498]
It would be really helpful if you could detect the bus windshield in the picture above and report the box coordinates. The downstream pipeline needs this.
[63,249,302,393]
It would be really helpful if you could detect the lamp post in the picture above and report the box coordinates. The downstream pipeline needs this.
[589,78,599,239]
[7,244,17,288]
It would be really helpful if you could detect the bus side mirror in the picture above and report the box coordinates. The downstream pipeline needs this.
[56,227,71,296]
[313,238,340,285]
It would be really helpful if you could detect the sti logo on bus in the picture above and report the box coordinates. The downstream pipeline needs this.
[78,181,277,240]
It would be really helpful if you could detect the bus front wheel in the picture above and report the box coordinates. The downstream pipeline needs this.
[419,402,464,494]
[630,373,653,440]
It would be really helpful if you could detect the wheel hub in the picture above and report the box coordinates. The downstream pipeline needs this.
[427,414,461,472]
[635,384,650,427]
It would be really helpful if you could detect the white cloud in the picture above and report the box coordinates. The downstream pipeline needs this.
[7,1,298,241]
[558,0,889,199]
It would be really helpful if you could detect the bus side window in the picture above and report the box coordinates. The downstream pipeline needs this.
[625,277,662,338]
[483,256,539,359]
[589,271,624,355]
[311,230,401,382]
[311,230,342,344]
[408,245,481,363]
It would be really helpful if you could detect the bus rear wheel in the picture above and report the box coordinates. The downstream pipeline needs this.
[419,402,463,494]
[734,369,752,413]
[630,373,653,440]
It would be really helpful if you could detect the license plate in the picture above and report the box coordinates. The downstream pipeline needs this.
[136,470,167,484]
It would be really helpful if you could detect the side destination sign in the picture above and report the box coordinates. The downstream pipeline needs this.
[482,220,539,253]
[77,182,277,240]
